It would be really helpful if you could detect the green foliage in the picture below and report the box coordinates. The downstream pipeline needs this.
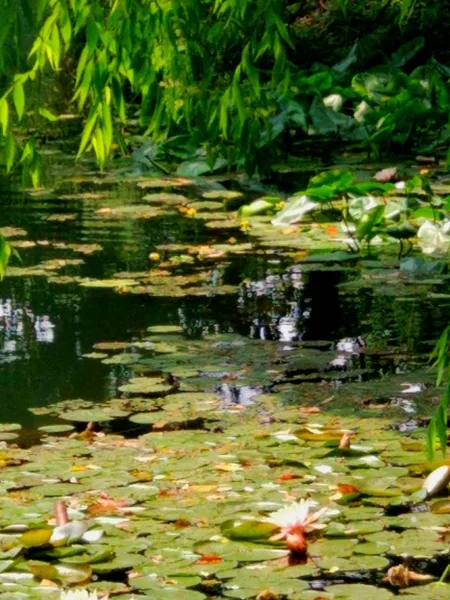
[427,327,450,459]
[0,1,449,178]
[271,168,450,258]
[0,235,15,280]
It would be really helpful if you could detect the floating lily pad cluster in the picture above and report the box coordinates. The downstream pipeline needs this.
[2,168,450,600]
[0,324,448,599]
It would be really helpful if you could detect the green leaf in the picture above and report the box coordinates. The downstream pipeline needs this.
[78,105,99,156]
[391,37,424,68]
[333,41,359,73]
[176,158,227,177]
[347,181,395,195]
[92,126,106,169]
[221,519,278,541]
[13,82,25,120]
[38,107,59,121]
[0,99,8,135]
[352,72,387,102]
[5,133,15,172]
[427,387,449,460]
[309,97,338,135]
[356,205,384,241]
[232,69,246,123]
[101,100,113,156]
[0,236,12,280]
[111,77,126,122]
[239,198,278,217]
[309,170,354,192]
[306,185,336,202]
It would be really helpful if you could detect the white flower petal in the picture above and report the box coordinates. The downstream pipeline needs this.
[81,529,104,543]
[422,465,450,497]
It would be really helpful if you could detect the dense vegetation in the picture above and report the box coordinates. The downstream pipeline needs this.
[1,0,450,180]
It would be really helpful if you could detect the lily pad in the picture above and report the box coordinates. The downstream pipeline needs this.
[59,409,115,422]
[80,279,139,288]
[38,425,75,434]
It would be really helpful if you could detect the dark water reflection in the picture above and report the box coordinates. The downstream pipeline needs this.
[0,171,449,428]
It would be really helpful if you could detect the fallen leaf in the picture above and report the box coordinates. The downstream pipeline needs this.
[299,406,321,414]
[337,483,360,495]
[195,554,222,565]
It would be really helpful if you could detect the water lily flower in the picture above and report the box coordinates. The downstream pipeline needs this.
[417,220,450,255]
[266,499,337,555]
[323,93,343,112]
[422,465,450,498]
[60,590,98,600]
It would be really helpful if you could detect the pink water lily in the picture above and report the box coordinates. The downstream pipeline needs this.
[266,499,336,555]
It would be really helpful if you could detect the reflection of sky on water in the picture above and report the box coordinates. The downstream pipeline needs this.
[0,298,56,361]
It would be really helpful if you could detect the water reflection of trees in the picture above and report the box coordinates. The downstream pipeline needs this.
[237,267,308,342]
[0,297,55,361]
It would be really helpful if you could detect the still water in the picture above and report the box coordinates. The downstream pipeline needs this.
[0,168,448,430]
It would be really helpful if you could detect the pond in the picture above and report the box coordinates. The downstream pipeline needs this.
[1,160,450,599]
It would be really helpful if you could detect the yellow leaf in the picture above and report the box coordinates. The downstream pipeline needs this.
[214,462,243,472]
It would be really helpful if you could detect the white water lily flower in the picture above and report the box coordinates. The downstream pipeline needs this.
[314,464,334,474]
[50,521,88,546]
[81,528,104,543]
[323,93,343,112]
[401,383,424,394]
[60,590,98,600]
[417,220,450,255]
[354,100,372,122]
[422,465,450,497]
[266,499,337,554]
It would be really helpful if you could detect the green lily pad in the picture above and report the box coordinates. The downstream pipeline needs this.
[59,409,115,422]
[38,425,75,434]
[324,583,394,599]
[28,560,92,584]
[0,432,19,441]
[20,529,53,548]
[147,325,183,333]
[129,411,167,424]
[119,377,172,395]
[220,519,278,541]
[80,279,139,288]
[0,423,22,432]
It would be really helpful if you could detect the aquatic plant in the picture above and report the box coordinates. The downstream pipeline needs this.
[266,499,337,555]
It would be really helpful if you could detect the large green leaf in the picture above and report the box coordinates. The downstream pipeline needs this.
[391,37,425,68]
